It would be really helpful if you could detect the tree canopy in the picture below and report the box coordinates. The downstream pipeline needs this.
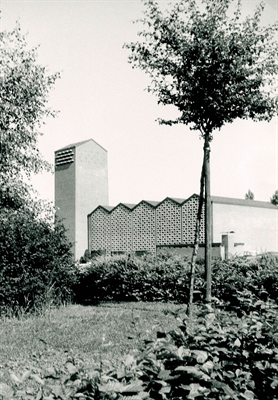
[0,22,60,220]
[0,23,60,181]
[125,0,278,138]
[0,23,75,312]
[270,190,278,205]
[245,189,254,200]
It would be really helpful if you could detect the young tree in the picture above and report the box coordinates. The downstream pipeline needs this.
[0,22,60,205]
[124,0,278,303]
[270,190,278,205]
[245,190,254,200]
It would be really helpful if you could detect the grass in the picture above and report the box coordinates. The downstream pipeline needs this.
[0,301,185,387]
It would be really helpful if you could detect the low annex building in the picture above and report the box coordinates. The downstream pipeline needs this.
[88,195,278,257]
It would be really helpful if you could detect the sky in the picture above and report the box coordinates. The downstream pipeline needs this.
[1,0,278,207]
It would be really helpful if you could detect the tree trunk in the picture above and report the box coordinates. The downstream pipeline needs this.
[204,134,212,303]
[187,153,205,315]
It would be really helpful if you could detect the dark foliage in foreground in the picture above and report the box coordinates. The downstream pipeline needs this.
[0,210,77,314]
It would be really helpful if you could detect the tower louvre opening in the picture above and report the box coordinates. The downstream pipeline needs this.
[55,149,74,166]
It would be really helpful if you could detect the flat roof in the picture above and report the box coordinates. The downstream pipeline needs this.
[211,195,278,210]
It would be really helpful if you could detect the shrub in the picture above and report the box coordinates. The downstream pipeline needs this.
[74,254,191,304]
[74,253,278,308]
[212,254,278,309]
[0,209,77,314]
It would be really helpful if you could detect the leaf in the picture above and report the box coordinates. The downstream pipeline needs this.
[118,395,147,400]
[10,373,23,385]
[35,389,43,400]
[51,384,65,398]
[240,390,255,399]
[117,368,127,379]
[191,350,208,363]
[31,374,45,386]
[0,383,14,399]
[177,346,190,359]
[159,386,171,394]
[124,354,136,367]
[99,381,126,393]
[271,379,278,389]
[65,362,78,375]
[122,380,145,393]
[186,383,207,399]
[222,384,237,397]
[201,360,214,372]
[22,370,32,382]
[233,338,241,347]
[157,370,172,380]
[175,366,210,381]
[43,367,58,379]
[10,371,31,385]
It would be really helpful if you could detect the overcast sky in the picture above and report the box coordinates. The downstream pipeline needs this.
[1,0,278,206]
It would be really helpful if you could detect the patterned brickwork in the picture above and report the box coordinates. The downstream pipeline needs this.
[156,198,182,245]
[132,202,156,252]
[182,195,205,244]
[91,208,111,252]
[110,205,133,252]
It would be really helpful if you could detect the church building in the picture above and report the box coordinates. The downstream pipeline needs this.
[55,139,278,260]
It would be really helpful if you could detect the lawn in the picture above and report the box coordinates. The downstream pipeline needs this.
[0,302,185,388]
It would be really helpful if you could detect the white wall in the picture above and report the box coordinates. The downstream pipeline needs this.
[212,202,278,254]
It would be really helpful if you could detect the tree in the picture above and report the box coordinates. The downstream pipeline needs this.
[0,23,76,313]
[0,22,60,205]
[124,0,278,303]
[245,190,254,200]
[270,190,278,205]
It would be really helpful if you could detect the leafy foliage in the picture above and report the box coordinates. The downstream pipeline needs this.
[0,22,74,315]
[270,190,278,205]
[75,254,191,304]
[1,299,277,399]
[0,22,60,179]
[74,254,278,307]
[245,190,254,200]
[0,209,77,314]
[124,0,278,134]
[212,254,278,309]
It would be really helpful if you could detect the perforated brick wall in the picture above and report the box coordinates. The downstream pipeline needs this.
[132,202,156,252]
[90,208,111,252]
[110,205,132,252]
[156,199,182,245]
[182,195,205,244]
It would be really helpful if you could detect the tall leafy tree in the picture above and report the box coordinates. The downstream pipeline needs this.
[124,0,278,303]
[0,24,76,312]
[0,22,60,205]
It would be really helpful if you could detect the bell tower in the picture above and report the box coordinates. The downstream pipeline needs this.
[55,138,109,259]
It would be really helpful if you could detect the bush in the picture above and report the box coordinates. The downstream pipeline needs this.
[0,209,77,314]
[74,253,278,308]
[74,254,191,304]
[212,254,278,309]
